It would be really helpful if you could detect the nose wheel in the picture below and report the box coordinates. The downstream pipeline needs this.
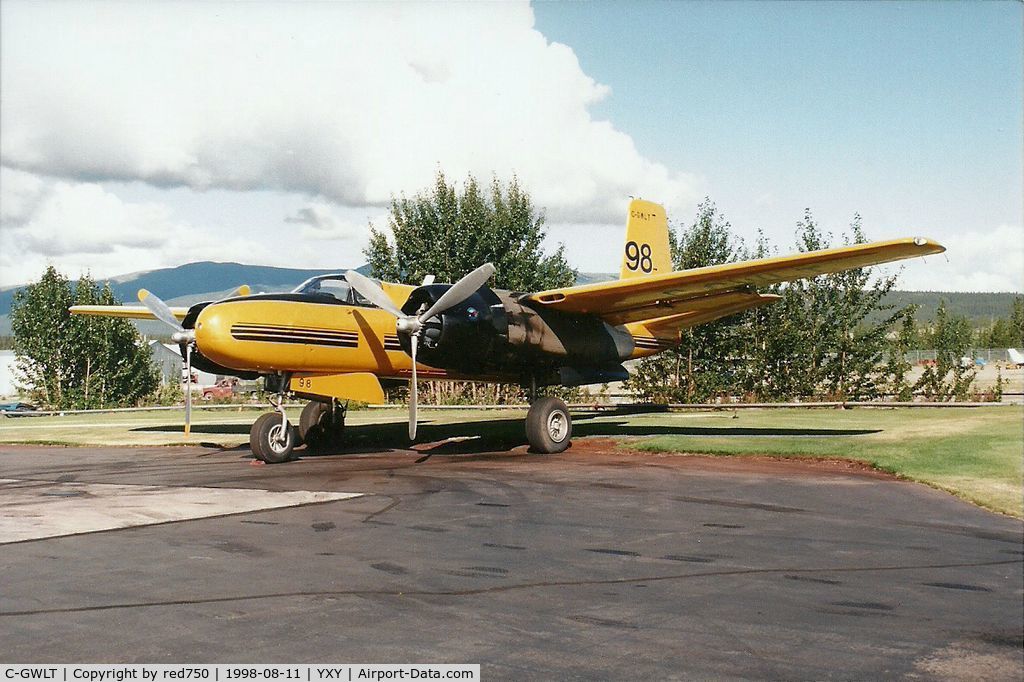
[250,412,296,463]
[250,382,297,463]
[525,396,572,454]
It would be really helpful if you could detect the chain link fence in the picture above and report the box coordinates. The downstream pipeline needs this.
[902,348,1021,364]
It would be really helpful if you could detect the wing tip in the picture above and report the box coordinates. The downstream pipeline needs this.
[912,237,945,254]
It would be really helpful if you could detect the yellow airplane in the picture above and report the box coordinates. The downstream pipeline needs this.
[70,199,944,462]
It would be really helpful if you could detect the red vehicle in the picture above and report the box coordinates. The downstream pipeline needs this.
[202,378,238,401]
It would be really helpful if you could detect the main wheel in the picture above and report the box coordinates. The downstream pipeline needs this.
[525,396,572,454]
[299,401,345,453]
[250,412,296,463]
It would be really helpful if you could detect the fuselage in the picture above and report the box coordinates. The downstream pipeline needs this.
[191,288,663,384]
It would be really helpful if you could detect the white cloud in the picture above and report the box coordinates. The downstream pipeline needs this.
[0,167,46,225]
[284,202,377,242]
[892,224,1024,293]
[0,1,697,224]
[0,173,277,286]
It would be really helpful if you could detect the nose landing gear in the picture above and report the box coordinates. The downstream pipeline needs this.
[250,379,297,463]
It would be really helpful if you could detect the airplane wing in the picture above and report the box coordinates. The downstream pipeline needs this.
[524,237,944,326]
[69,305,189,321]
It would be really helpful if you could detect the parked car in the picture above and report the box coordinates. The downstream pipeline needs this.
[202,378,239,401]
[0,401,38,413]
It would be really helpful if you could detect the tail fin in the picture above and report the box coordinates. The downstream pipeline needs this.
[620,199,672,279]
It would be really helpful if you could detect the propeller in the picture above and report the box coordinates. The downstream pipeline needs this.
[138,289,196,436]
[345,264,496,440]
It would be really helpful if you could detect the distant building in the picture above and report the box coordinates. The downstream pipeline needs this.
[0,350,18,398]
[0,344,219,400]
[147,341,217,386]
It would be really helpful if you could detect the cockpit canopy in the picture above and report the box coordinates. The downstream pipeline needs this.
[292,274,377,308]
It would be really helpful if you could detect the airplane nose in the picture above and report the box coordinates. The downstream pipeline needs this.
[193,304,237,366]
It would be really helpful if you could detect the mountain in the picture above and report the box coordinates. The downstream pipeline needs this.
[0,261,363,314]
[0,262,1019,335]
[864,291,1022,324]
[0,261,369,336]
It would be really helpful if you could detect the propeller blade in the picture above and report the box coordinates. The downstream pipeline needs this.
[138,289,184,332]
[344,270,404,318]
[224,285,251,298]
[409,334,418,440]
[184,344,192,436]
[419,263,495,323]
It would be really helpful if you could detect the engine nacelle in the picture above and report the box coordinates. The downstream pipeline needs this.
[397,285,634,377]
[398,284,508,372]
[498,294,634,363]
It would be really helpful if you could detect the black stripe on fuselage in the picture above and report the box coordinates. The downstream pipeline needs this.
[232,334,358,348]
[231,324,359,348]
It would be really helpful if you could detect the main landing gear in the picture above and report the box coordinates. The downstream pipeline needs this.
[299,399,346,454]
[524,387,572,454]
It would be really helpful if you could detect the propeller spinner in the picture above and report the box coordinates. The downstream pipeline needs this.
[345,264,496,440]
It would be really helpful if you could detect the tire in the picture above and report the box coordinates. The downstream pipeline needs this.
[299,401,345,453]
[525,396,572,454]
[250,412,296,463]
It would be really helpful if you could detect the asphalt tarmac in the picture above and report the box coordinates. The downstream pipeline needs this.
[1,438,1021,680]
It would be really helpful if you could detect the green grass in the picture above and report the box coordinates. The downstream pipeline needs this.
[629,406,1023,517]
[1,404,1020,517]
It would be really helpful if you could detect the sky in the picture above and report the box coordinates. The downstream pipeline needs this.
[1,0,1021,292]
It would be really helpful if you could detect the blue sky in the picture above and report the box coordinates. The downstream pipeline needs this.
[1,1,1021,291]
[533,1,1022,289]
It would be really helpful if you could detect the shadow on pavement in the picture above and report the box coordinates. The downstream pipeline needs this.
[133,410,881,458]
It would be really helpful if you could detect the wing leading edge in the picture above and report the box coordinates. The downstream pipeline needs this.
[525,237,944,326]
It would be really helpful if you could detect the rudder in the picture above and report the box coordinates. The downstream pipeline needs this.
[620,199,672,279]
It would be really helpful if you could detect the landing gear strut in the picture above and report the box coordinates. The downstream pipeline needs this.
[299,399,346,453]
[250,377,296,463]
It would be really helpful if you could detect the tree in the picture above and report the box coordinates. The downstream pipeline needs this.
[739,212,912,401]
[365,171,577,403]
[915,300,976,401]
[1012,297,1024,347]
[365,171,576,290]
[884,306,918,401]
[11,267,159,409]
[975,295,1024,348]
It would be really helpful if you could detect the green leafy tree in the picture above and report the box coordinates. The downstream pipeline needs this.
[365,171,576,403]
[914,300,976,401]
[366,171,576,290]
[11,267,159,409]
[740,212,911,401]
[1012,297,1024,346]
[975,296,1024,348]
[884,306,919,401]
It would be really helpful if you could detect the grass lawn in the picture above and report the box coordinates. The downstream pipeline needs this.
[1,404,1020,517]
[629,405,1023,518]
